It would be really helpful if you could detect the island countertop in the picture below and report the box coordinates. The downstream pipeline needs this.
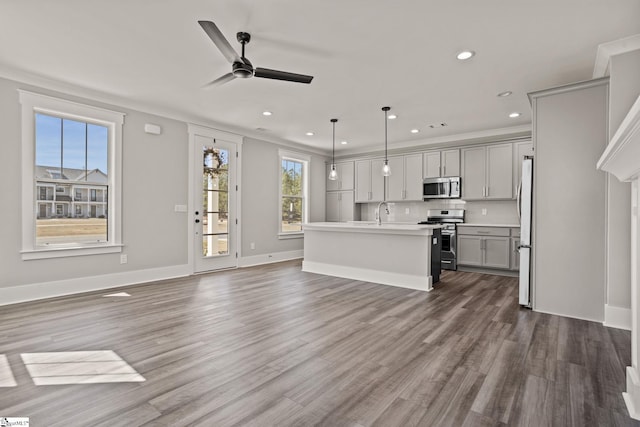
[303,222,443,235]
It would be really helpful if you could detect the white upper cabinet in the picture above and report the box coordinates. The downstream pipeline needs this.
[423,149,460,178]
[326,161,354,191]
[355,159,385,202]
[462,143,513,200]
[387,154,423,201]
[486,144,513,199]
[513,140,533,198]
[461,146,486,199]
[423,152,441,178]
[442,149,460,177]
[404,153,423,200]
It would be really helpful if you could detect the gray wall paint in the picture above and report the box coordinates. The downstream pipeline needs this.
[0,77,189,289]
[241,137,326,257]
[606,50,640,309]
[532,80,609,322]
[0,77,325,293]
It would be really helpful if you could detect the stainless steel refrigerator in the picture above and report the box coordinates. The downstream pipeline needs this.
[518,156,533,307]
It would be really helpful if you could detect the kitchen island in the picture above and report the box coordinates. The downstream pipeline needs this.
[302,222,442,291]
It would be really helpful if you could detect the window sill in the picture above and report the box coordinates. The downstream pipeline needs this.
[278,232,304,240]
[21,244,123,260]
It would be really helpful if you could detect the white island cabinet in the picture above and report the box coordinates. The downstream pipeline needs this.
[302,222,441,291]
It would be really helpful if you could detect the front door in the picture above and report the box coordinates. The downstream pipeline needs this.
[193,135,238,272]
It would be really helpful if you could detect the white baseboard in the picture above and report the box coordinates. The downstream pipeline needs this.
[239,250,303,268]
[531,308,603,324]
[604,304,632,330]
[302,260,433,292]
[0,264,191,306]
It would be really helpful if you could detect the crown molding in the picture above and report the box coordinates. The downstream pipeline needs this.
[593,34,640,78]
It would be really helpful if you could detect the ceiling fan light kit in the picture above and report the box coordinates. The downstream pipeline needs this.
[198,21,314,88]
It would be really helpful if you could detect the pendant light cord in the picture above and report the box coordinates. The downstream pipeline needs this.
[332,119,336,165]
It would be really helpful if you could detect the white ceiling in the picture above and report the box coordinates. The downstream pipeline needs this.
[1,1,639,156]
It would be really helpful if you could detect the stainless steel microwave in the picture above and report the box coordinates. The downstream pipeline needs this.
[423,177,461,200]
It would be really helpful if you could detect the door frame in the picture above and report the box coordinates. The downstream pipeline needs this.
[187,124,243,273]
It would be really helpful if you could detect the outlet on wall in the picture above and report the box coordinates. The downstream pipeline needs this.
[120,254,128,264]
[482,208,487,216]
[250,242,255,250]
[405,208,410,214]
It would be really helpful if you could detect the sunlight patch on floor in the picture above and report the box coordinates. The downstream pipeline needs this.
[20,351,145,385]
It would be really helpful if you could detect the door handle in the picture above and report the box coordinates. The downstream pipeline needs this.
[516,181,522,219]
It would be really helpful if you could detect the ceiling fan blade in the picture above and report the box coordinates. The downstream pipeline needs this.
[203,73,236,88]
[198,20,242,64]
[254,68,313,84]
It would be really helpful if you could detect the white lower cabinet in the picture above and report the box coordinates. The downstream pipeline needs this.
[457,226,516,271]
[326,191,357,222]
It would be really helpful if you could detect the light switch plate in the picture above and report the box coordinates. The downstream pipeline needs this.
[174,205,187,212]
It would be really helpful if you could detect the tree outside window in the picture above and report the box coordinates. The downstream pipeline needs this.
[280,154,308,234]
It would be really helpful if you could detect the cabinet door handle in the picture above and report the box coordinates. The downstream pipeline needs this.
[443,165,447,176]
[482,186,486,197]
[477,231,490,234]
[486,186,489,197]
[439,165,442,177]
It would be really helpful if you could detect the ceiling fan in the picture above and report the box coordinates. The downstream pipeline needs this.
[198,20,314,88]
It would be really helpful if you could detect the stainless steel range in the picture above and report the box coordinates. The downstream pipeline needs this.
[418,209,465,270]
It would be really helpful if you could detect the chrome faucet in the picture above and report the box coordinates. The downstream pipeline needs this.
[376,201,390,225]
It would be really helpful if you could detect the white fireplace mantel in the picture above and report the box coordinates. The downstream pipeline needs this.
[598,94,640,182]
[598,93,640,420]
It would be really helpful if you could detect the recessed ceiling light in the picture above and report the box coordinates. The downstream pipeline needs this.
[509,112,521,118]
[497,91,512,97]
[262,111,272,116]
[388,114,397,120]
[456,50,475,60]
[410,129,420,134]
[305,131,314,136]
[341,140,348,145]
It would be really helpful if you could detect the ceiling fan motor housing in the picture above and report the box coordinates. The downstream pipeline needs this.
[232,61,253,78]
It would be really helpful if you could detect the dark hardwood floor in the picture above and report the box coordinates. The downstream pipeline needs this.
[0,260,636,426]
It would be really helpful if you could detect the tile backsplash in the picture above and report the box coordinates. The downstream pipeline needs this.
[359,199,519,225]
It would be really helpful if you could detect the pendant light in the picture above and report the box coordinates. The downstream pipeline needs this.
[328,118,338,181]
[381,106,392,176]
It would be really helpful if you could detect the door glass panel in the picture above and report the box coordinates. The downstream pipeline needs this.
[202,146,229,257]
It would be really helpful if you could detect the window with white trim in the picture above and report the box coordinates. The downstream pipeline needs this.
[19,91,124,260]
[278,150,309,236]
